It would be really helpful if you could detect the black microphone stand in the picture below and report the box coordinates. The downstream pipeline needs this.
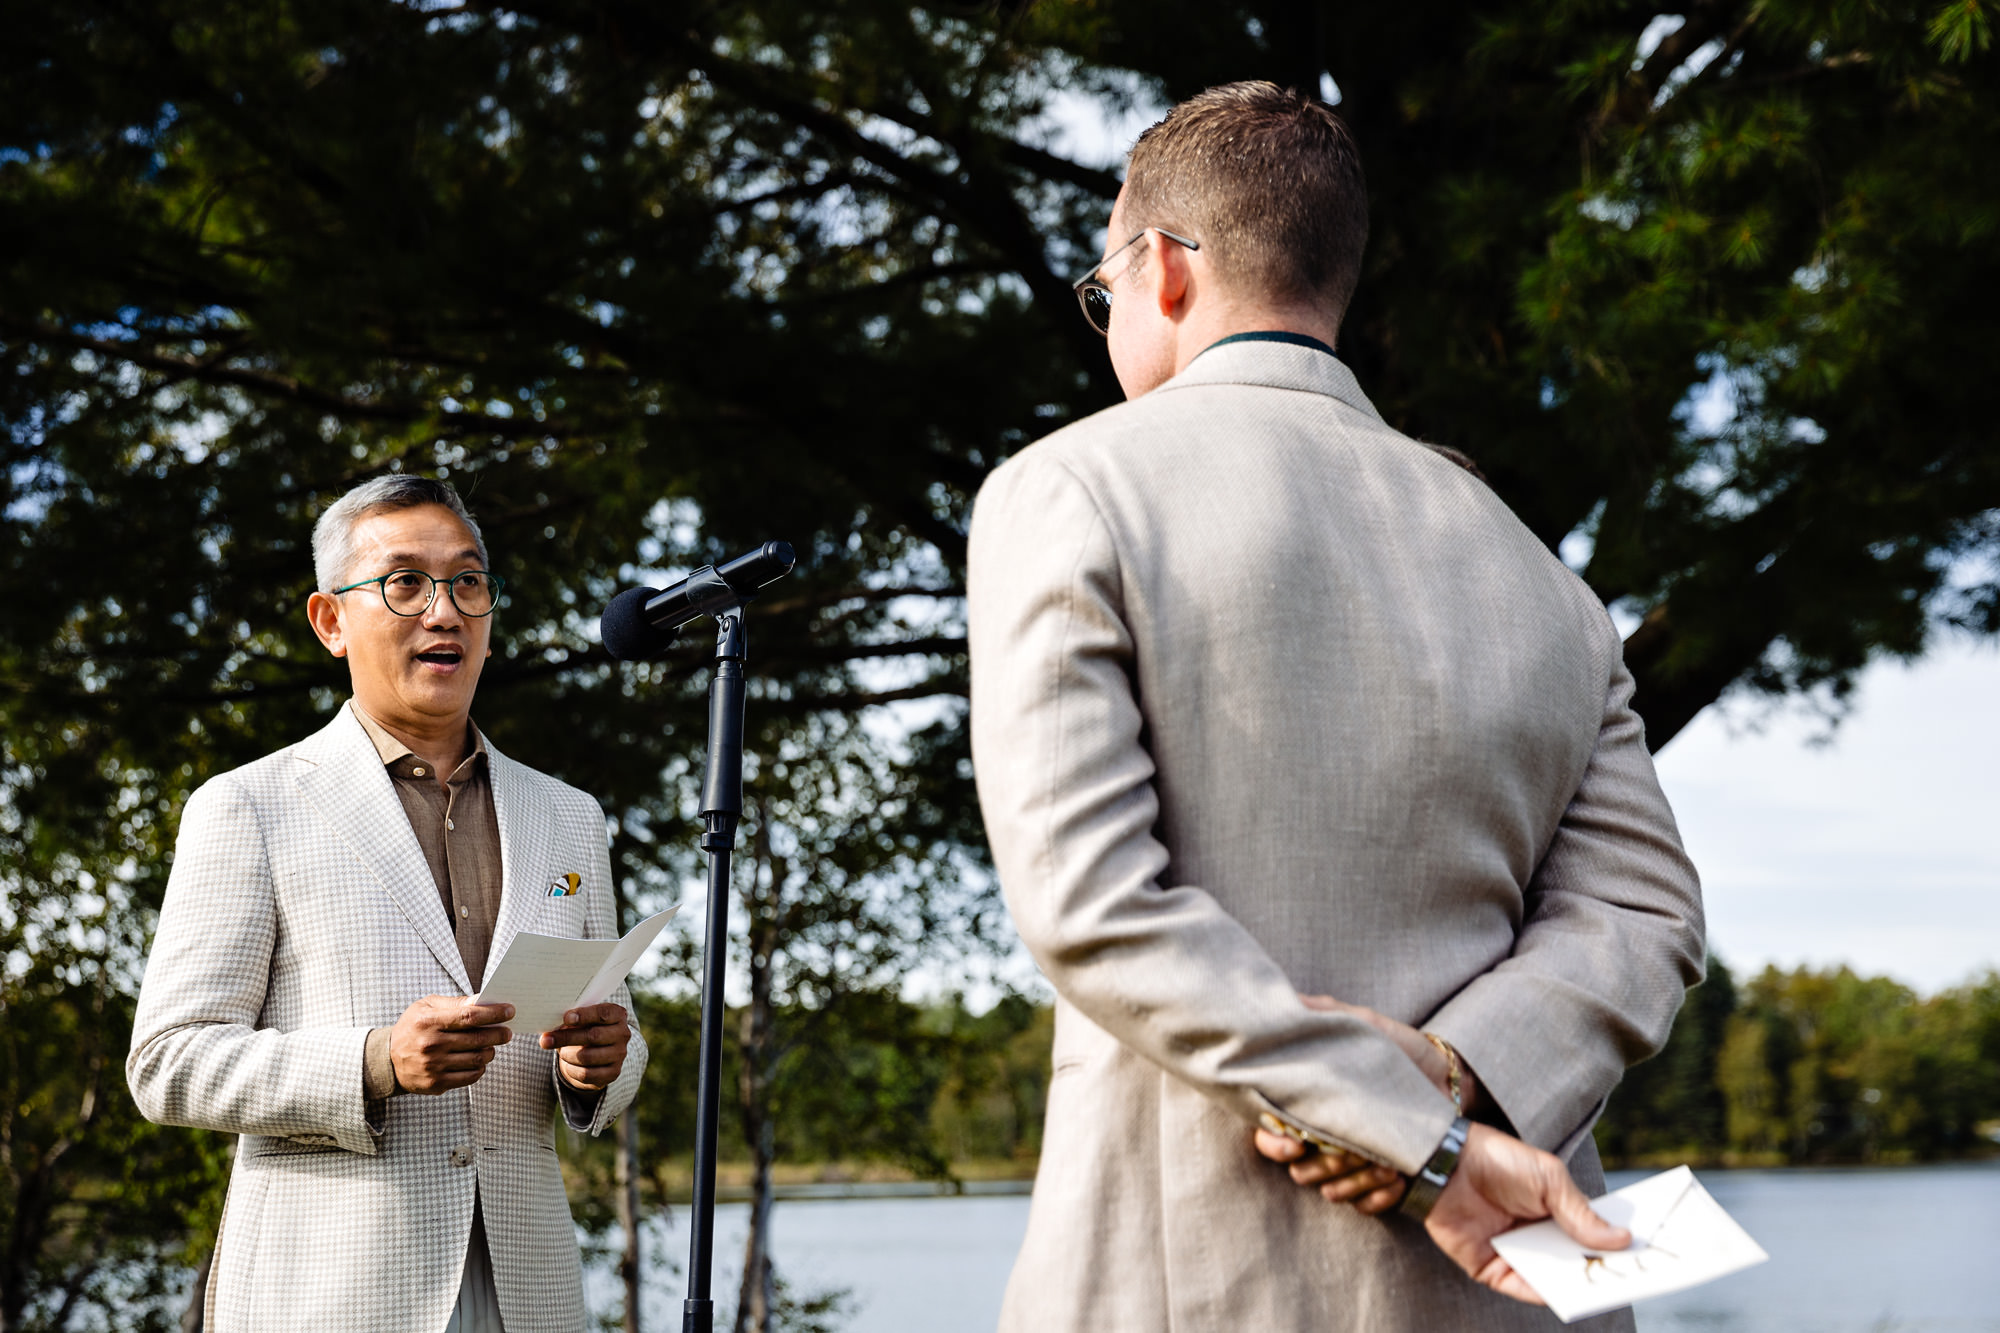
[685,604,747,1333]
[602,545,793,1332]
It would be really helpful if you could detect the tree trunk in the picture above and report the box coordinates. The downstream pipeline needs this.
[732,803,780,1333]
[617,1112,641,1333]
[607,836,643,1333]
[180,1249,212,1333]
[732,1117,776,1333]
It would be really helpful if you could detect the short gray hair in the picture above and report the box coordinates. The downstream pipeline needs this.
[312,474,490,592]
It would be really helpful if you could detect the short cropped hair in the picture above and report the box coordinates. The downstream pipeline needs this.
[1121,81,1369,320]
[312,474,489,592]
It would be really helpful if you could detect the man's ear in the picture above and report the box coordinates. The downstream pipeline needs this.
[1150,228,1193,318]
[306,591,349,658]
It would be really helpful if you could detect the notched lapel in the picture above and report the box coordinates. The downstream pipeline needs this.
[486,745,555,991]
[293,710,473,995]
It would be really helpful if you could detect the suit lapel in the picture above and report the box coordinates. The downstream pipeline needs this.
[293,707,473,995]
[486,741,555,992]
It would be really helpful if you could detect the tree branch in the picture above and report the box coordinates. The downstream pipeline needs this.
[0,316,566,440]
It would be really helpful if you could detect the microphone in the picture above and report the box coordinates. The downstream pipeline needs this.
[600,540,796,660]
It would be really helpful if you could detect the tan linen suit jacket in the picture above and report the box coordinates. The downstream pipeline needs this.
[128,705,647,1333]
[968,341,1704,1332]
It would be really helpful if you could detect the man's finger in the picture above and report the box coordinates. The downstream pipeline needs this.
[447,1002,515,1029]
[431,1068,489,1091]
[429,1025,512,1051]
[1316,1165,1399,1203]
[1283,1144,1367,1184]
[555,1041,626,1068]
[431,1049,496,1073]
[1546,1173,1631,1252]
[1288,1152,1368,1186]
[557,1049,621,1086]
[1472,1256,1544,1305]
[1351,1177,1408,1215]
[1253,1129,1307,1163]
[537,1021,624,1047]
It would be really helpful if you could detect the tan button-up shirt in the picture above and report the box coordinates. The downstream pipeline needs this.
[353,703,502,1100]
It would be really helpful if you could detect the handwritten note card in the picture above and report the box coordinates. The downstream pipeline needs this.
[1490,1166,1768,1323]
[477,905,679,1034]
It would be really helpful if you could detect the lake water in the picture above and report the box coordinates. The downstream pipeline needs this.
[593,1162,2000,1332]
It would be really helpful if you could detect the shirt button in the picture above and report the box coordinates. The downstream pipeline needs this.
[413,766,426,777]
[447,818,455,831]
[459,905,470,919]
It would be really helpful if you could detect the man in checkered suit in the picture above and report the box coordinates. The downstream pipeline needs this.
[129,475,647,1332]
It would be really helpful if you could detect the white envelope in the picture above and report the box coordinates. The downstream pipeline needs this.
[1490,1166,1768,1323]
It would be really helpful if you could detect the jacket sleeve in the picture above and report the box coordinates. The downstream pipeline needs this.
[127,775,382,1155]
[1423,617,1706,1155]
[969,453,1457,1174]
[554,794,648,1135]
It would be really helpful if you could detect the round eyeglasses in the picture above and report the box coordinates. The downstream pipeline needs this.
[1071,228,1201,335]
[332,569,505,617]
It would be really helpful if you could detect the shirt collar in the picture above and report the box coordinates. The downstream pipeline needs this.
[1198,330,1337,359]
[348,700,487,774]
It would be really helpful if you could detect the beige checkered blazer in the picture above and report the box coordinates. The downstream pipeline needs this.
[968,342,1704,1332]
[128,706,647,1332]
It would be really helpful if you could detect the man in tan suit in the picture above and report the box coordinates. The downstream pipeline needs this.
[968,83,1704,1330]
[129,475,646,1331]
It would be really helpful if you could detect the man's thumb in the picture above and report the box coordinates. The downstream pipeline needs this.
[1547,1174,1631,1253]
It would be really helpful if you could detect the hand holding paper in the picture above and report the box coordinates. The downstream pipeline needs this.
[476,905,678,1035]
[1426,1123,1636,1306]
[1490,1166,1769,1323]
[540,1001,634,1091]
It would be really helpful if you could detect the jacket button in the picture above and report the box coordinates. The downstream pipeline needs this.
[450,1146,474,1167]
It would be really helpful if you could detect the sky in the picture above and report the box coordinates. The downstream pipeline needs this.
[1652,638,2000,995]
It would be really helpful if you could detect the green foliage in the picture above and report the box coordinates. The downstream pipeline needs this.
[560,992,1051,1200]
[1599,958,2000,1166]
[6,0,2000,1320]
[926,995,1054,1167]
[1239,0,2000,744]
[0,945,230,1332]
[1592,953,1736,1162]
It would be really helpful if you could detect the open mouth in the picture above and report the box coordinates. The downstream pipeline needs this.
[415,646,464,666]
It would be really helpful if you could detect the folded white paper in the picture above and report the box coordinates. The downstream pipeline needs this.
[477,905,679,1034]
[1489,1166,1768,1323]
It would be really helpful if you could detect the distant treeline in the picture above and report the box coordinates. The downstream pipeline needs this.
[595,958,1999,1205]
[1594,958,2000,1167]
[568,992,1056,1211]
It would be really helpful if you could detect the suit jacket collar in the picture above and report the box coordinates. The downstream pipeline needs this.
[293,705,474,994]
[292,705,564,994]
[1156,338,1387,425]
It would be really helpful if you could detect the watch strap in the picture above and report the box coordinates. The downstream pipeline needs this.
[1398,1115,1472,1222]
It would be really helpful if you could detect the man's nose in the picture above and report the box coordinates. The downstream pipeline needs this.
[421,586,464,628]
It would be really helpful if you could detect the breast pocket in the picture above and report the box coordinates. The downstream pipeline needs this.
[536,892,585,938]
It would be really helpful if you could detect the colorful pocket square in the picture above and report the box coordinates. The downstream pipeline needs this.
[548,872,582,897]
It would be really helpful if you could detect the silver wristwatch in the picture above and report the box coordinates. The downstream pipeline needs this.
[1398,1115,1471,1222]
